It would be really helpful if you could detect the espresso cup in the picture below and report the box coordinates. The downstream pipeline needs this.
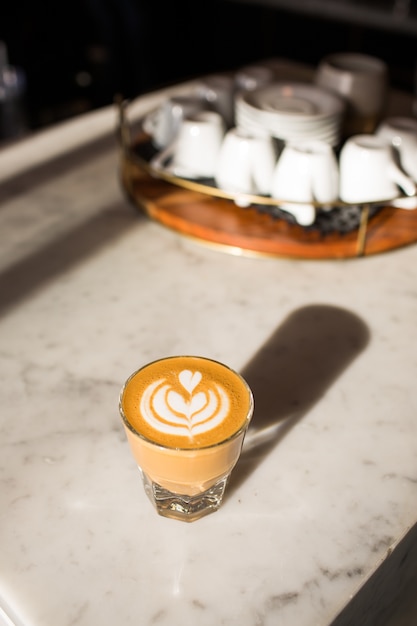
[215,128,277,197]
[376,117,417,182]
[150,110,225,179]
[143,95,205,149]
[315,52,388,136]
[119,355,254,522]
[339,134,416,203]
[197,74,235,127]
[304,140,339,206]
[270,140,339,225]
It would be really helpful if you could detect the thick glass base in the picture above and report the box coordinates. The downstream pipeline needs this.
[141,471,229,522]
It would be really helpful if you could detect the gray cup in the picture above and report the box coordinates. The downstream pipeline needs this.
[315,52,388,137]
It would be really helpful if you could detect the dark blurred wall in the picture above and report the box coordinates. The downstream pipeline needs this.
[1,0,262,128]
[1,0,416,131]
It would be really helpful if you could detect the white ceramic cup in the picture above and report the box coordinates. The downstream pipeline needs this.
[269,140,339,225]
[143,96,205,149]
[376,117,417,182]
[150,111,226,179]
[215,128,277,198]
[197,74,235,127]
[339,134,416,203]
[315,52,388,136]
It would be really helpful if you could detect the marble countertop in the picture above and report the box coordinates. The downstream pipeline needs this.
[0,63,416,626]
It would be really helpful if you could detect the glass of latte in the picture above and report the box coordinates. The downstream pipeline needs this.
[119,356,254,522]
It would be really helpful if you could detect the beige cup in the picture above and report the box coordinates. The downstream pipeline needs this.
[234,64,275,93]
[315,52,388,136]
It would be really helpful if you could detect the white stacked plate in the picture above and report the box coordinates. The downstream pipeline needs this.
[235,82,346,146]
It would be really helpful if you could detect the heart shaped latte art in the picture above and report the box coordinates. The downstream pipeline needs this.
[140,369,229,439]
[178,369,202,394]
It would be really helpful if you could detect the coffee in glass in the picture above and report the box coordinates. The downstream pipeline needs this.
[119,356,254,522]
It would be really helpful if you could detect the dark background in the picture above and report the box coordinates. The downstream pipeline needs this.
[1,0,417,132]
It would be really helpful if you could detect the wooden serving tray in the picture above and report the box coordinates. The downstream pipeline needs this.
[118,111,417,260]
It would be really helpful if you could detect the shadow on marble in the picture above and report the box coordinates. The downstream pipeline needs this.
[0,205,142,315]
[0,129,148,315]
[228,304,370,496]
[329,521,417,626]
[0,133,117,205]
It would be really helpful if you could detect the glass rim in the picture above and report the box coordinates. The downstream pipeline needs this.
[119,355,254,452]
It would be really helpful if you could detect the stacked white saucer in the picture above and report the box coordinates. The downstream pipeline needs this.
[235,82,346,146]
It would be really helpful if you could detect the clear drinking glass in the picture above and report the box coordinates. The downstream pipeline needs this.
[119,356,254,522]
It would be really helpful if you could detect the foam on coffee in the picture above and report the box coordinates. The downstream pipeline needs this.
[121,356,252,449]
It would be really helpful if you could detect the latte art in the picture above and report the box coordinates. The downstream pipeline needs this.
[141,369,229,439]
[120,356,253,449]
[120,356,254,517]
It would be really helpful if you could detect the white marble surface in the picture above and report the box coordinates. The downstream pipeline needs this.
[1,69,417,626]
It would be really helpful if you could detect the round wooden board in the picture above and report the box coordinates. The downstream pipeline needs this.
[120,152,417,260]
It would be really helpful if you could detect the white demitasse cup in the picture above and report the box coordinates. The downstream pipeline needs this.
[304,140,339,207]
[197,74,235,128]
[151,111,226,179]
[339,134,416,203]
[215,128,277,197]
[376,117,417,182]
[315,52,388,136]
[270,141,339,225]
[143,95,206,149]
